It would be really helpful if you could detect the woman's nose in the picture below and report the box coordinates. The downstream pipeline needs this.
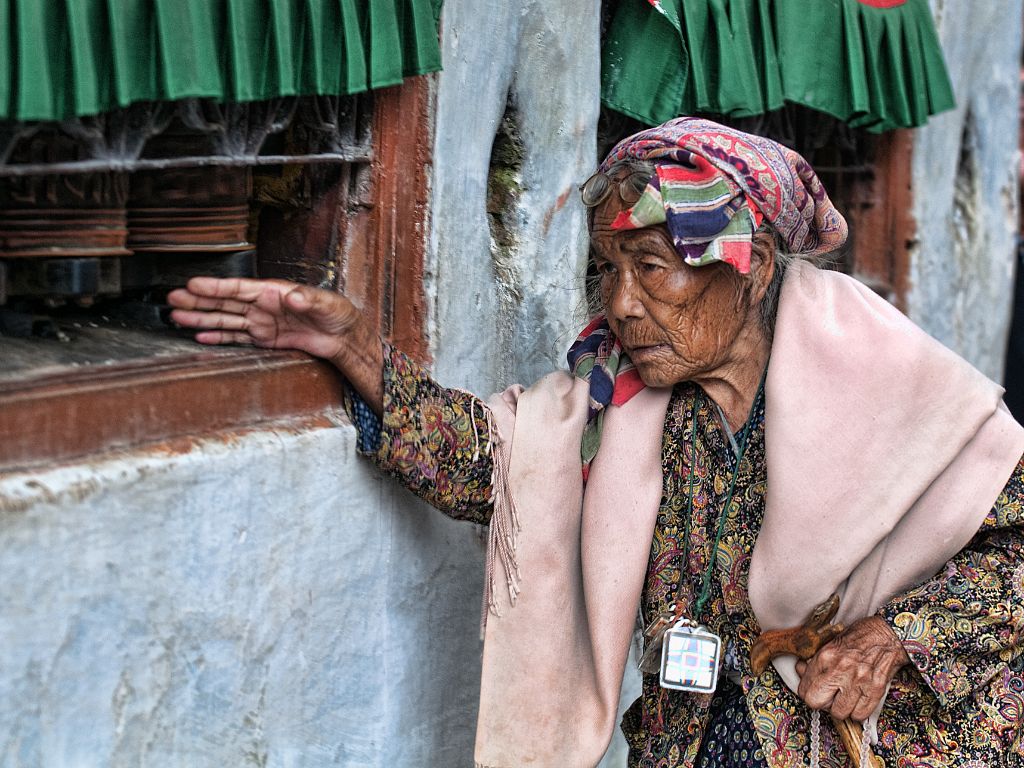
[607,272,645,321]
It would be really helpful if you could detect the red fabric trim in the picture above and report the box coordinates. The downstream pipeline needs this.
[657,161,716,183]
[611,209,636,230]
[720,242,752,274]
[854,0,908,8]
[748,199,764,229]
[611,369,646,406]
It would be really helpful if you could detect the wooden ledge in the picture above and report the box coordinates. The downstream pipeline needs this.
[0,344,347,473]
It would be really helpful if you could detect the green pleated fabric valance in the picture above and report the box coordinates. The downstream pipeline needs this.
[602,0,955,133]
[0,0,444,122]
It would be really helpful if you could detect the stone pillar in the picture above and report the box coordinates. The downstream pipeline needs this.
[908,0,1023,381]
[428,0,600,392]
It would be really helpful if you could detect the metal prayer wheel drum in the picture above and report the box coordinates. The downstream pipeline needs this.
[123,128,258,291]
[0,130,130,258]
[0,206,129,257]
[128,166,253,254]
[0,130,129,300]
[128,129,255,255]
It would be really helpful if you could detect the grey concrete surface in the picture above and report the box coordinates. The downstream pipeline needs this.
[427,0,598,392]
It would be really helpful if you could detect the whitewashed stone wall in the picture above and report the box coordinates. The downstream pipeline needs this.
[427,0,597,390]
[1,425,487,767]
[909,0,1023,381]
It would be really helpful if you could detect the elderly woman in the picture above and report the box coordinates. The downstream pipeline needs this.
[168,119,1024,768]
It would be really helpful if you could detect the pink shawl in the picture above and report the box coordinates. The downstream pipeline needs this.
[474,262,1024,768]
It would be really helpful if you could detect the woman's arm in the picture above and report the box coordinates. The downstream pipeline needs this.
[795,457,1024,719]
[168,278,495,523]
[877,455,1024,710]
[168,277,386,414]
[356,344,494,522]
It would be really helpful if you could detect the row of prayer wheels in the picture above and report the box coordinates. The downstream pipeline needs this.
[0,130,256,304]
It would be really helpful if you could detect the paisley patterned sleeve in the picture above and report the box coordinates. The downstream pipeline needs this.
[880,454,1024,709]
[342,343,495,524]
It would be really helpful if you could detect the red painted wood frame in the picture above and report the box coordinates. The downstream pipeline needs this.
[0,76,434,473]
[344,78,432,361]
[847,129,915,311]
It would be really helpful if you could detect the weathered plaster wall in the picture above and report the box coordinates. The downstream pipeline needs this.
[427,0,598,391]
[0,0,609,766]
[909,0,1023,381]
[0,423,487,767]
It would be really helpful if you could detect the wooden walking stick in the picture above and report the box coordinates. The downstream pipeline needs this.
[750,594,885,768]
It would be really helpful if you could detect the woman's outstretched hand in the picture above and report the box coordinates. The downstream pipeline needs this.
[795,615,909,722]
[168,277,384,414]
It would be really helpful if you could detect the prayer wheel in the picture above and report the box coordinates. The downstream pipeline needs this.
[0,129,128,302]
[123,130,256,290]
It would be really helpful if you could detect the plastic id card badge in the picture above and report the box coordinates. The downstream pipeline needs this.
[659,621,721,693]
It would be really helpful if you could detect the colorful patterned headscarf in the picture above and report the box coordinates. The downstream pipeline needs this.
[569,117,848,472]
[611,153,766,274]
[601,116,847,271]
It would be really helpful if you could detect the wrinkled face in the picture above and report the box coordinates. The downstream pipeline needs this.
[589,189,758,389]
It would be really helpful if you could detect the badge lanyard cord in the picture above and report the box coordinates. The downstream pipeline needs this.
[644,373,766,691]
[683,367,766,623]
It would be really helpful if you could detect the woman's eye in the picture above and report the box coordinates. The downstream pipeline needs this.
[640,261,664,274]
[596,262,617,276]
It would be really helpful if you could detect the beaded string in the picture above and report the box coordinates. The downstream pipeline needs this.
[858,720,872,768]
[807,710,872,767]
[809,711,821,768]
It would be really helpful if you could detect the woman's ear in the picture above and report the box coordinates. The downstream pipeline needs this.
[748,228,776,306]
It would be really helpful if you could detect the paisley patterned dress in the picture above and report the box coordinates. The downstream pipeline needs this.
[346,345,1024,768]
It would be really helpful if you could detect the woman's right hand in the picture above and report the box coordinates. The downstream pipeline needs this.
[167,277,384,414]
[168,277,358,361]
